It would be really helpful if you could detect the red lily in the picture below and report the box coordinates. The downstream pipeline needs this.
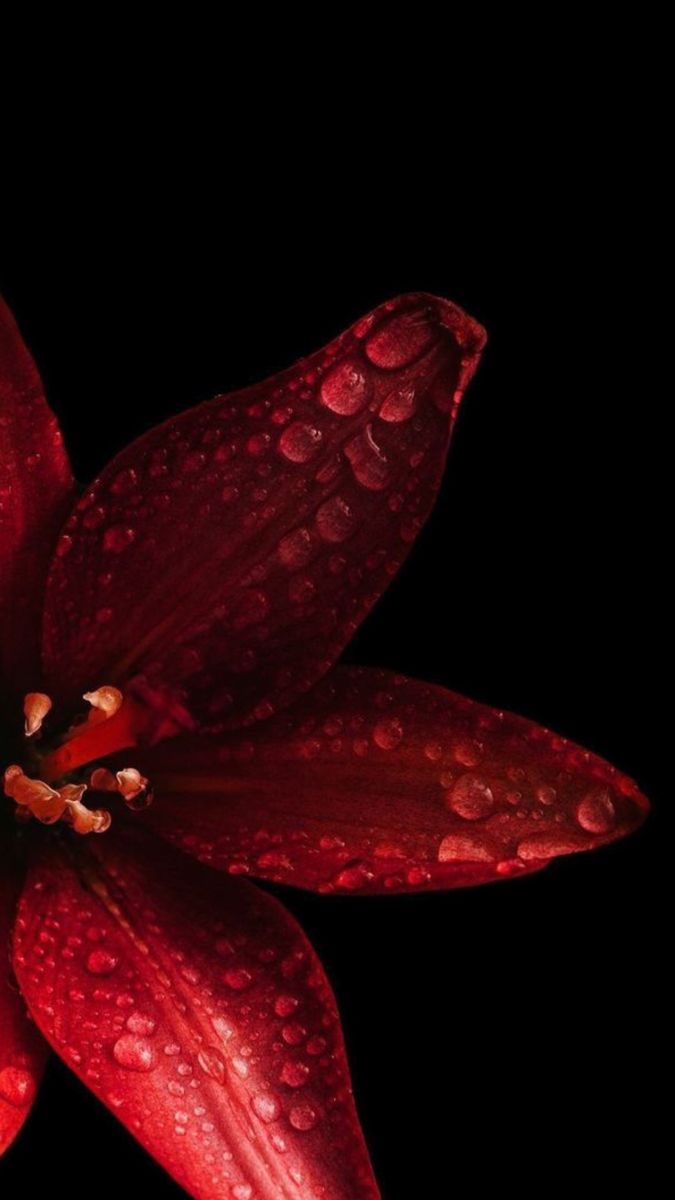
[0,289,648,1198]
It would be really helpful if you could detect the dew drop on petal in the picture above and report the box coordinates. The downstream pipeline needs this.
[112,1034,156,1072]
[446,774,495,820]
[315,496,355,543]
[223,967,253,991]
[577,788,616,833]
[0,1066,36,1107]
[278,527,314,568]
[373,717,403,750]
[320,359,370,415]
[278,422,323,463]
[274,994,300,1018]
[438,833,496,862]
[289,1103,318,1131]
[197,1048,226,1084]
[279,1059,310,1088]
[251,1093,281,1123]
[365,310,437,368]
[86,948,119,976]
[103,525,136,553]
[378,385,417,422]
[125,1012,157,1036]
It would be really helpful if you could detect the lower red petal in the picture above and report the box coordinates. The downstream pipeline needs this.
[135,666,649,893]
[12,827,379,1199]
[0,834,49,1156]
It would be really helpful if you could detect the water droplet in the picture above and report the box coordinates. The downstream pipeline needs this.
[125,1012,156,1036]
[251,1093,281,1123]
[320,359,370,415]
[278,526,314,568]
[0,1066,35,1107]
[231,1185,253,1200]
[536,784,557,806]
[83,505,106,530]
[224,967,253,991]
[373,717,403,750]
[306,1036,327,1056]
[424,742,443,762]
[446,774,494,820]
[110,467,138,495]
[517,832,588,860]
[280,1059,310,1088]
[289,1102,318,1131]
[438,833,496,862]
[577,788,616,833]
[365,309,436,368]
[86,948,119,976]
[112,1034,156,1072]
[281,1022,306,1046]
[378,385,417,422]
[334,863,372,890]
[197,1048,226,1084]
[278,421,323,463]
[247,432,271,456]
[315,496,355,543]
[103,524,136,553]
[345,426,391,491]
[275,994,300,1017]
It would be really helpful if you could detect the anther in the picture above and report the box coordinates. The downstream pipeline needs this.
[90,766,152,810]
[23,692,52,737]
[3,766,112,835]
[82,686,123,723]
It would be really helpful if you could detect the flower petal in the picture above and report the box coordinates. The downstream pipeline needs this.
[42,293,485,728]
[12,828,379,1199]
[0,294,74,695]
[135,666,649,893]
[0,837,48,1156]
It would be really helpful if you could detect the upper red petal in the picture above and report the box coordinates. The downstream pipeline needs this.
[42,293,485,727]
[0,294,74,695]
[0,833,49,1156]
[134,666,649,894]
[12,827,379,1199]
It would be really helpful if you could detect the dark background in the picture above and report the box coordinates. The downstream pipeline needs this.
[0,183,664,1198]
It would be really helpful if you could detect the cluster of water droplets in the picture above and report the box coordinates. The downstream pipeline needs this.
[146,667,646,894]
[13,846,379,1199]
[44,298,481,732]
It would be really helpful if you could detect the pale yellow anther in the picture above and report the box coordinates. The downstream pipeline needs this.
[66,797,112,835]
[82,686,123,722]
[23,692,52,737]
[4,765,66,825]
[4,766,112,834]
[115,768,149,803]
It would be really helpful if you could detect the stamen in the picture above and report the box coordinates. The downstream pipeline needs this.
[65,795,112,835]
[23,692,52,737]
[90,766,152,811]
[82,686,123,724]
[3,766,111,835]
[4,765,66,824]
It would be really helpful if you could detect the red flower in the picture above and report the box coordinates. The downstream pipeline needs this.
[0,290,648,1197]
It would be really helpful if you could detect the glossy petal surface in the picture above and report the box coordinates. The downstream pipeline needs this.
[0,295,74,695]
[13,829,379,1199]
[0,837,48,1155]
[136,667,649,894]
[43,293,485,727]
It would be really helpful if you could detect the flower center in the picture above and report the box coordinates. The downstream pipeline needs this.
[3,687,153,836]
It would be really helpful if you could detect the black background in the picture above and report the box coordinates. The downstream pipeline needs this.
[0,177,664,1199]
